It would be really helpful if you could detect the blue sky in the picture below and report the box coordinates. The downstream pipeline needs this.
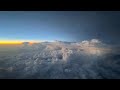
[0,11,120,43]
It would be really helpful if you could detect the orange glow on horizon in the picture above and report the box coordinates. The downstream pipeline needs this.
[0,40,41,45]
[0,41,22,45]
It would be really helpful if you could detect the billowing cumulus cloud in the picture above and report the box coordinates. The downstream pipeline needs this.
[0,39,119,79]
[80,39,103,47]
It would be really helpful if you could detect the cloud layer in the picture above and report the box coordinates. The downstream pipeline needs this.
[0,39,119,79]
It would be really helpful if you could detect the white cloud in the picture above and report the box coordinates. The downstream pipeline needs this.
[0,38,118,79]
[91,39,101,44]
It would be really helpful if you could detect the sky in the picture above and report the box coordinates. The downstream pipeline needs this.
[0,11,120,44]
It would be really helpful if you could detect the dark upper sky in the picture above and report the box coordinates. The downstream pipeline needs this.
[0,11,120,44]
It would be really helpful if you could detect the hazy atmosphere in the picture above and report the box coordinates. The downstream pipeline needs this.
[0,11,120,79]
